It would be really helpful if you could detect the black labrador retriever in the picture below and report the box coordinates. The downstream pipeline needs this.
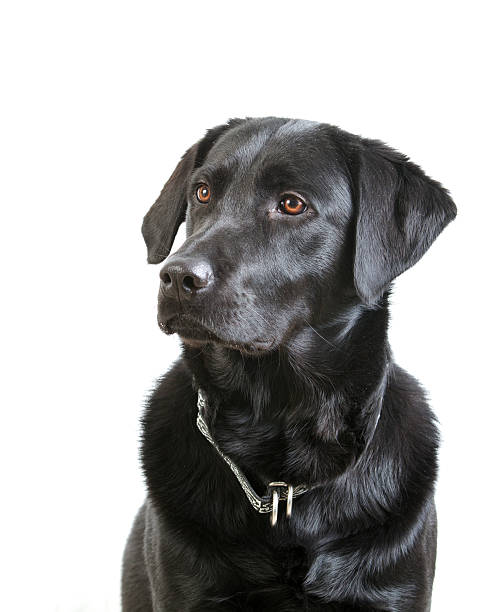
[122,117,456,611]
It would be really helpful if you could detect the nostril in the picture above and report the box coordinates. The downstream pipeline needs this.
[161,272,172,287]
[182,275,196,291]
[160,259,212,296]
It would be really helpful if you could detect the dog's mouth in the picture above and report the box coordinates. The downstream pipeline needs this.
[159,314,276,355]
[159,314,218,343]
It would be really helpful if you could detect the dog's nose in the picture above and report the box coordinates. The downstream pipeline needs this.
[159,257,213,299]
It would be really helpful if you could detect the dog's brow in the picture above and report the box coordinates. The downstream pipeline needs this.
[191,164,234,187]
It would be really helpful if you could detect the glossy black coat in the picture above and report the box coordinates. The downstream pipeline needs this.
[122,118,456,611]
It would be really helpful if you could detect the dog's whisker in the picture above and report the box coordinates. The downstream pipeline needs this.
[302,319,338,350]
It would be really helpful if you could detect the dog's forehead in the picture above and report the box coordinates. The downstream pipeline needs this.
[205,118,331,172]
[199,119,350,205]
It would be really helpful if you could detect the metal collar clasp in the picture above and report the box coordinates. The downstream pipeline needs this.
[268,482,294,526]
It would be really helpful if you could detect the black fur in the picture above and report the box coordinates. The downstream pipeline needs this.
[122,117,456,611]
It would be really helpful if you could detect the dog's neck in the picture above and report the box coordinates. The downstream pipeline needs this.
[182,296,391,490]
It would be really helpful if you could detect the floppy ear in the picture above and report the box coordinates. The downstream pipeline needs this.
[142,120,242,264]
[353,140,457,304]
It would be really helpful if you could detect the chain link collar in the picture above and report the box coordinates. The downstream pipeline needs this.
[196,389,312,525]
[194,364,387,524]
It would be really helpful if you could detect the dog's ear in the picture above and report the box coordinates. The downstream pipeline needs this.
[353,140,457,305]
[142,120,242,264]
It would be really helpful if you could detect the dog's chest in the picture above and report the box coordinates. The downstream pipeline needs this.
[211,407,288,487]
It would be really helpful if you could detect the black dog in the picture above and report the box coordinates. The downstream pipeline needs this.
[122,117,456,611]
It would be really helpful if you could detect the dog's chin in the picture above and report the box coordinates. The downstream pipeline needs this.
[158,314,277,356]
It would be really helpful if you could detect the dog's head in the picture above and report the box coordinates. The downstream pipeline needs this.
[142,118,456,354]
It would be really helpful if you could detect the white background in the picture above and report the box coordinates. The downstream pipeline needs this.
[1,1,491,610]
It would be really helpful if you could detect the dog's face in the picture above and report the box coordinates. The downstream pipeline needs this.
[142,118,456,354]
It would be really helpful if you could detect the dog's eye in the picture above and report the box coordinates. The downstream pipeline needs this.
[196,184,211,204]
[278,195,307,215]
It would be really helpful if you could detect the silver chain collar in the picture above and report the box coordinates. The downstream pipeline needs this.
[195,365,387,526]
[196,389,312,525]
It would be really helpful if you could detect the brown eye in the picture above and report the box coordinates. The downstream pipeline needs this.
[196,184,211,203]
[278,195,307,215]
